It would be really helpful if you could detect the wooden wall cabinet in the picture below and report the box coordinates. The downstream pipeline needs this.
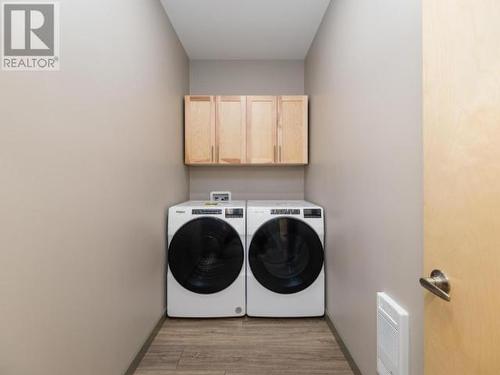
[246,96,277,164]
[277,96,308,164]
[216,96,246,164]
[184,95,308,166]
[184,96,215,164]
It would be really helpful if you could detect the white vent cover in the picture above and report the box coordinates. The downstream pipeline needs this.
[377,292,409,375]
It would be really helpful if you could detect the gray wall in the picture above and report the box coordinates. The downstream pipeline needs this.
[304,1,423,375]
[0,1,188,374]
[190,59,304,95]
[189,166,305,201]
[189,60,305,200]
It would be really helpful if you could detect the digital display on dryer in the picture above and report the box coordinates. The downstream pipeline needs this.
[225,208,244,218]
[304,209,322,218]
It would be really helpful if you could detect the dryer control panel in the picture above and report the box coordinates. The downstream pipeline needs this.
[304,209,322,218]
[268,208,322,218]
[271,209,300,215]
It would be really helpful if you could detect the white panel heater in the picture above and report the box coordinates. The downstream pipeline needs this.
[377,292,409,375]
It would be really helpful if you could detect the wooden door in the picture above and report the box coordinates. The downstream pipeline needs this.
[184,96,215,165]
[423,1,500,374]
[278,96,308,164]
[246,96,277,164]
[216,96,246,164]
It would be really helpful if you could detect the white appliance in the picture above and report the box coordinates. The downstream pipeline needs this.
[246,200,325,317]
[167,200,246,317]
[377,292,409,375]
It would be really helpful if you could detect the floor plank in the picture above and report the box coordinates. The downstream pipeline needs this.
[134,317,354,375]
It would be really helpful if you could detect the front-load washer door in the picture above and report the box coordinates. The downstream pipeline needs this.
[168,217,244,294]
[249,217,324,294]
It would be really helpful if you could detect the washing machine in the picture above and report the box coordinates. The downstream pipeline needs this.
[246,200,325,317]
[167,200,246,317]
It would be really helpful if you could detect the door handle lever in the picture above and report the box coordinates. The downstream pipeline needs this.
[419,269,451,301]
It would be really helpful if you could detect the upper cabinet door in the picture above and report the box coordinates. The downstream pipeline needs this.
[278,96,308,164]
[246,96,277,164]
[185,96,216,165]
[216,96,246,164]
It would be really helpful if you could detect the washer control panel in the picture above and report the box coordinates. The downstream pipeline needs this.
[192,209,222,215]
[225,208,244,218]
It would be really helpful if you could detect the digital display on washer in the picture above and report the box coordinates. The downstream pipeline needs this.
[270,209,300,215]
[192,209,222,215]
[304,209,322,218]
[225,208,244,218]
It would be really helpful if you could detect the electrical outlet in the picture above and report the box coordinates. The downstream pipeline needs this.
[210,191,232,202]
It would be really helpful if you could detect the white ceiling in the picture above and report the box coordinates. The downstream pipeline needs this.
[160,0,331,60]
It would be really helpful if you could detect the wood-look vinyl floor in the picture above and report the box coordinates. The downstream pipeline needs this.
[134,317,354,375]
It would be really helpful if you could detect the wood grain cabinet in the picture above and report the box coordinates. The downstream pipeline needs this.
[184,95,308,166]
[246,96,277,164]
[184,96,215,164]
[216,96,246,164]
[277,96,308,164]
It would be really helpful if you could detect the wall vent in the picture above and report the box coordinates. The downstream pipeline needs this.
[377,292,409,375]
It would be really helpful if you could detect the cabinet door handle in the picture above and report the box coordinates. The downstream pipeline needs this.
[211,146,214,163]
[274,145,277,162]
[279,145,282,163]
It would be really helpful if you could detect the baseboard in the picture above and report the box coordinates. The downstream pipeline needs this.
[324,313,363,375]
[124,313,166,375]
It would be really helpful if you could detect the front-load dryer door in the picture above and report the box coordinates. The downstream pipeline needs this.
[249,217,324,294]
[168,217,244,294]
